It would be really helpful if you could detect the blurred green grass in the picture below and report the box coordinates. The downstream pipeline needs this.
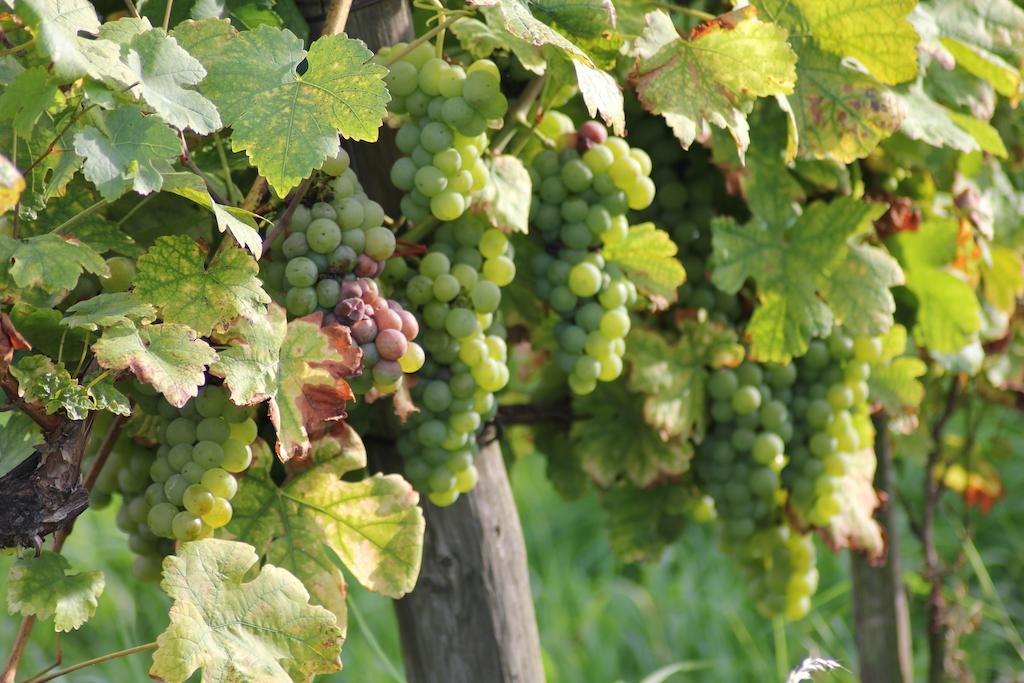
[1,448,1020,682]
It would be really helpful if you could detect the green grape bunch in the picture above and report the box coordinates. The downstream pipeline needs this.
[378,40,508,223]
[525,115,654,395]
[397,218,512,507]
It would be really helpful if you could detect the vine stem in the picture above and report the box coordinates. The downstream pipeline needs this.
[241,176,268,212]
[49,199,106,235]
[322,0,355,37]
[400,216,440,245]
[651,2,715,20]
[384,14,468,66]
[22,642,157,683]
[491,75,545,156]
[161,0,173,31]
[260,177,313,259]
[1,618,36,683]
[212,133,242,204]
[0,39,34,57]
[122,0,140,18]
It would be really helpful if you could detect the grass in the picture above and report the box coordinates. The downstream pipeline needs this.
[1,447,1021,682]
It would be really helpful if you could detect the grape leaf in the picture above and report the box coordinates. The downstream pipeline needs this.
[150,538,344,683]
[625,322,742,442]
[572,59,625,135]
[63,292,158,331]
[0,412,44,478]
[73,104,180,201]
[210,307,360,461]
[906,268,981,354]
[9,354,93,419]
[173,20,388,195]
[84,372,131,416]
[8,304,86,360]
[474,156,531,234]
[228,428,424,619]
[816,445,885,563]
[0,152,24,214]
[20,190,141,256]
[572,379,692,487]
[0,66,62,137]
[134,235,270,336]
[16,0,134,85]
[163,171,263,256]
[631,8,797,156]
[450,17,546,73]
[1,109,83,215]
[869,358,926,413]
[982,244,1024,313]
[93,322,218,407]
[819,243,904,337]
[7,551,104,632]
[600,483,686,562]
[0,234,108,295]
[711,198,890,362]
[756,0,918,162]
[601,223,686,309]
[105,20,222,134]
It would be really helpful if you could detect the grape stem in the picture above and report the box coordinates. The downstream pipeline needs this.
[401,216,440,245]
[212,133,243,204]
[81,413,129,493]
[260,176,314,260]
[0,39,34,57]
[122,0,140,18]
[491,75,546,156]
[48,199,106,235]
[179,132,227,206]
[21,642,158,683]
[384,14,470,67]
[161,0,174,31]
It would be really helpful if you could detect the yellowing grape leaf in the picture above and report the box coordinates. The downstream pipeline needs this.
[173,20,388,195]
[756,0,918,162]
[134,236,269,337]
[626,322,742,442]
[63,292,158,331]
[210,306,361,461]
[93,322,218,407]
[16,0,134,85]
[474,156,531,234]
[572,379,692,487]
[711,198,893,362]
[228,428,423,623]
[631,8,796,157]
[0,234,107,295]
[7,551,104,632]
[817,445,885,563]
[0,153,25,215]
[10,355,93,420]
[982,245,1024,313]
[150,538,344,683]
[73,104,180,201]
[602,223,686,309]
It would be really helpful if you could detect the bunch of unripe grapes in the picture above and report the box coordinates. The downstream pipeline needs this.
[263,149,396,318]
[525,118,652,395]
[378,40,506,223]
[94,385,258,580]
[396,218,510,506]
[742,525,818,620]
[696,361,794,546]
[782,332,878,527]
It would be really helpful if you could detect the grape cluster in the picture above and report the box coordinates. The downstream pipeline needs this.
[379,41,506,223]
[94,385,257,581]
[263,149,396,318]
[782,332,878,527]
[337,277,425,396]
[396,218,511,506]
[695,361,793,546]
[741,525,818,620]
[526,119,652,395]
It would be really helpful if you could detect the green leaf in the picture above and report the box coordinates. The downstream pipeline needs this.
[819,243,904,337]
[450,17,546,73]
[1,110,82,215]
[93,323,218,407]
[134,235,269,336]
[474,156,531,234]
[631,8,797,156]
[9,304,86,360]
[0,234,108,295]
[905,268,981,353]
[163,171,263,256]
[600,483,686,562]
[84,372,132,416]
[0,412,44,478]
[869,357,926,413]
[572,379,692,488]
[0,66,62,137]
[73,105,180,201]
[18,187,141,256]
[757,0,918,162]
[474,0,596,66]
[0,152,24,215]
[930,0,1024,101]
[229,424,424,601]
[602,223,686,308]
[981,245,1024,313]
[115,23,222,134]
[626,322,742,442]
[210,306,361,461]
[898,84,987,154]
[711,198,890,361]
[16,0,134,85]
[63,292,158,331]
[945,110,1007,158]
[150,538,344,683]
[9,354,93,419]
[173,21,388,195]
[7,551,104,632]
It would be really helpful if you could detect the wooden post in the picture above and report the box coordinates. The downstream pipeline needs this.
[294,3,546,681]
[850,414,914,683]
